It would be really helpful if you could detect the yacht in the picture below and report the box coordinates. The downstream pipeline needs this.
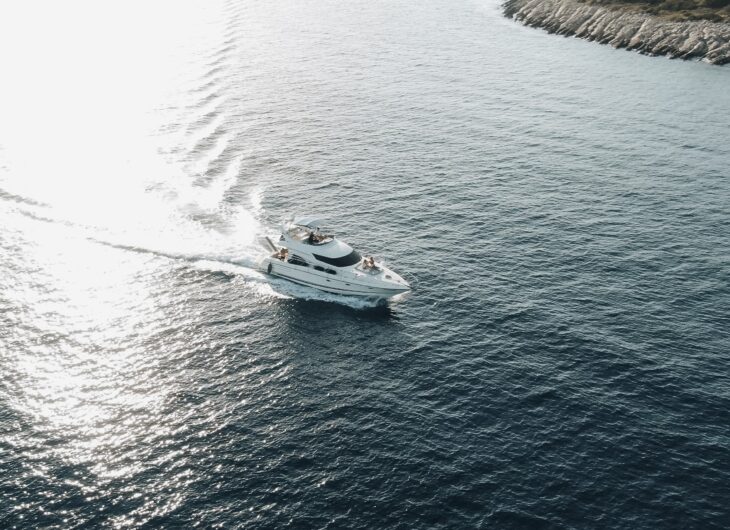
[260,217,410,298]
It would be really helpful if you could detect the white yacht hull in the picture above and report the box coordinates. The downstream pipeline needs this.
[261,258,409,298]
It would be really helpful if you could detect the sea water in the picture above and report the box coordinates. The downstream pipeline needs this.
[1,0,728,527]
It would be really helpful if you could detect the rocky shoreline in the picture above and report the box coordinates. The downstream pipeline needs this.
[504,0,730,64]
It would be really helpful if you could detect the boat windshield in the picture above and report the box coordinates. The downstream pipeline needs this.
[313,250,362,268]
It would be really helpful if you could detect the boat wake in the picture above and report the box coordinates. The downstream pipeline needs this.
[0,183,394,310]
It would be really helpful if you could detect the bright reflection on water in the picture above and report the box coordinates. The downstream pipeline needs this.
[0,1,250,525]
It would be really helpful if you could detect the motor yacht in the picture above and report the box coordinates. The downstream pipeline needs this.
[260,217,410,298]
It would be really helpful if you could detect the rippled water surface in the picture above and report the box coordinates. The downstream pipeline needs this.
[1,0,729,528]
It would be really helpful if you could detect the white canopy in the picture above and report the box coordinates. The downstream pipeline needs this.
[291,216,325,229]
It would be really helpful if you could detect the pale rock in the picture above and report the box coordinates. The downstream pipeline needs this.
[503,0,730,64]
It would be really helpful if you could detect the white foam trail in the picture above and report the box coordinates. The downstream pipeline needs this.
[4,171,390,310]
[248,187,264,217]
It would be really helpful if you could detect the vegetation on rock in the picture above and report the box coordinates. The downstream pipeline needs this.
[580,0,730,22]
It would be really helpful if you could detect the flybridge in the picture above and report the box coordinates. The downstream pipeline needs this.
[282,217,345,255]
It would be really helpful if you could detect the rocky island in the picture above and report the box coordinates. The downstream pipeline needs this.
[504,0,730,64]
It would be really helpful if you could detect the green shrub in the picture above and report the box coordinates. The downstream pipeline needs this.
[702,0,730,8]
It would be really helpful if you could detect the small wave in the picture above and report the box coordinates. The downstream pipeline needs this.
[209,44,235,62]
[197,90,224,107]
[0,188,49,208]
[203,65,224,79]
[184,111,225,153]
[189,132,231,178]
[14,208,59,225]
[191,77,220,94]
[311,182,341,191]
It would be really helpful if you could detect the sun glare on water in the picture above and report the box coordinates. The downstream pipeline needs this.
[0,1,256,509]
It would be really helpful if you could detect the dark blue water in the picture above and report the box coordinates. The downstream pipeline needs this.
[1,0,729,528]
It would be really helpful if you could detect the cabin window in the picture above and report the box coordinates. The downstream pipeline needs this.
[313,250,362,268]
[325,269,337,275]
[314,265,325,272]
[288,255,309,267]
